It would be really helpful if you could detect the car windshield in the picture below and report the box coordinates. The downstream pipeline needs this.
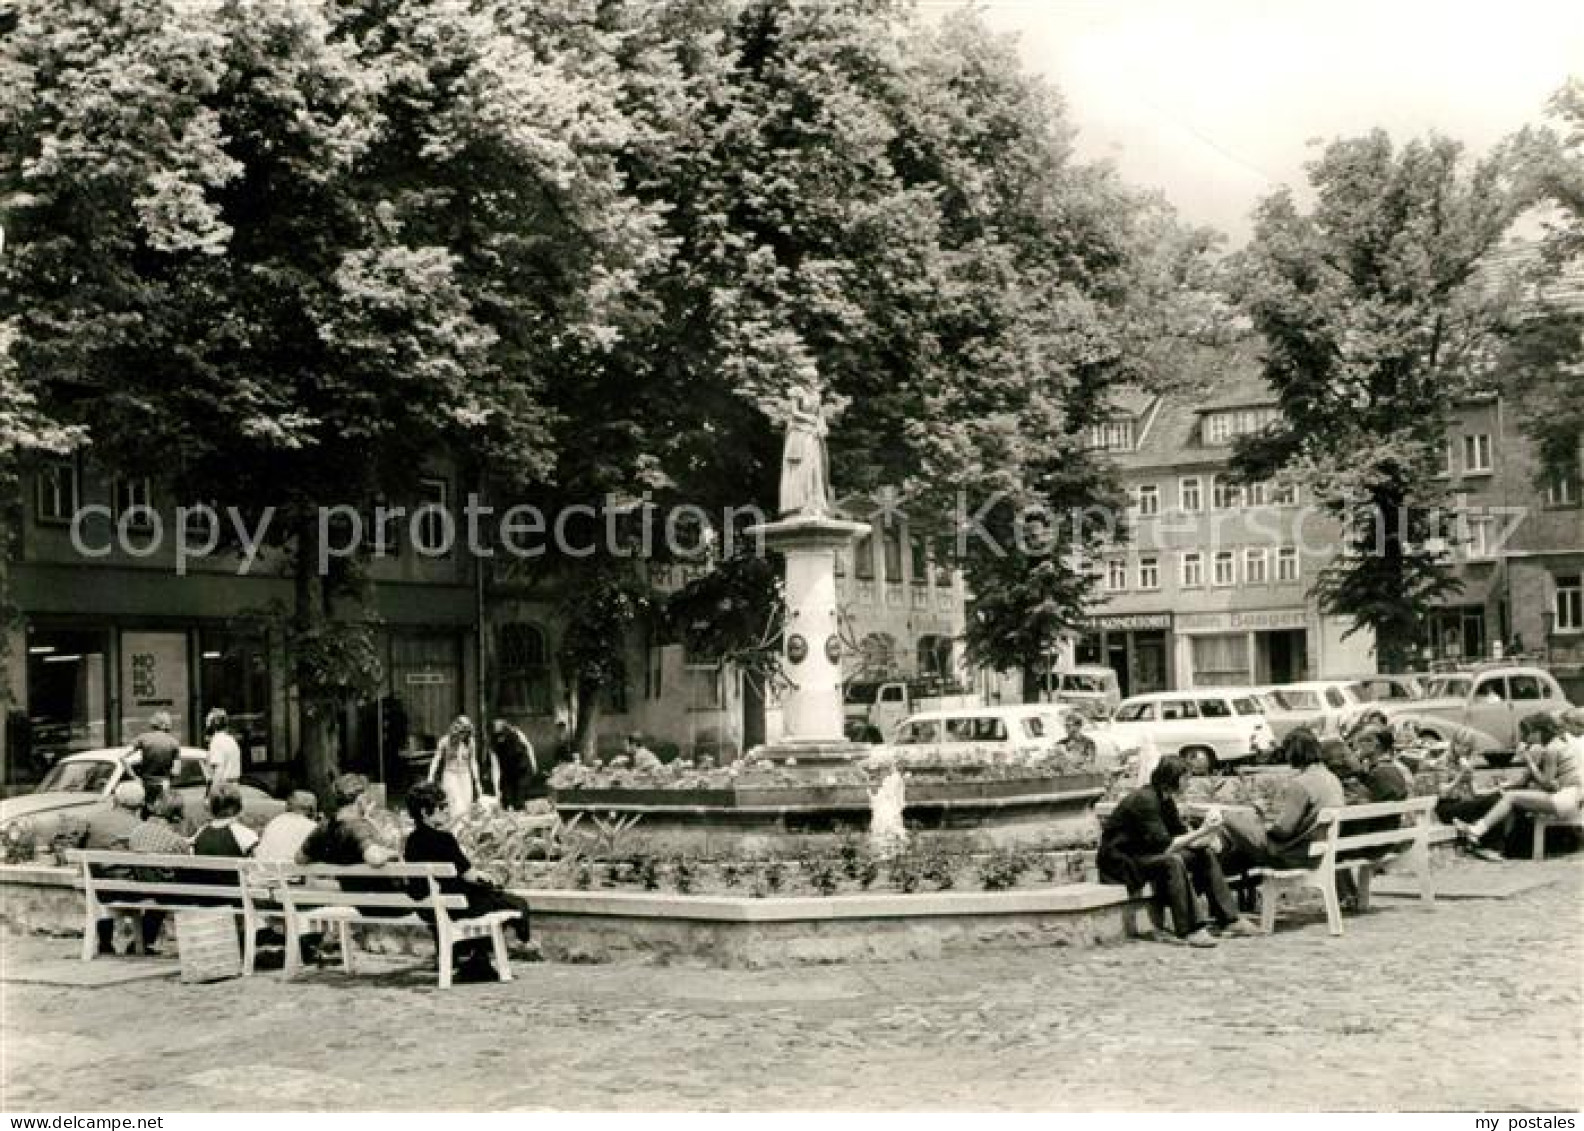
[1232,697,1262,716]
[1425,677,1471,698]
[1064,674,1108,693]
[896,720,940,745]
[1115,702,1154,722]
[1268,690,1321,710]
[38,759,116,795]
[172,759,208,788]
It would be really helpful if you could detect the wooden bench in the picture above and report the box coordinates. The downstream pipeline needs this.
[248,861,520,989]
[1531,809,1584,860]
[1252,796,1436,937]
[70,850,276,975]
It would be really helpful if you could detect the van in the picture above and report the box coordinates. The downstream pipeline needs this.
[889,705,1072,764]
[1036,665,1122,717]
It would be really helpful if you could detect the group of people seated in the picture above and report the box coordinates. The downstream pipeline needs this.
[86,771,533,982]
[1100,704,1584,947]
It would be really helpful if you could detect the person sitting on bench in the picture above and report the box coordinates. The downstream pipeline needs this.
[1455,713,1580,857]
[403,781,534,982]
[1098,755,1260,948]
[1218,728,1346,872]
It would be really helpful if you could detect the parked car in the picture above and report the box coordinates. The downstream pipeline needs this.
[0,747,285,850]
[1103,689,1276,771]
[887,704,1125,767]
[1034,664,1122,718]
[1257,681,1368,741]
[1378,666,1573,766]
[1342,674,1426,705]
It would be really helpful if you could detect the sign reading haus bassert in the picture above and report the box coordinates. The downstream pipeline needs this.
[1175,608,1308,633]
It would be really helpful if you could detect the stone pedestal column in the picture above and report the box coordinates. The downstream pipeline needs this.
[747,514,870,765]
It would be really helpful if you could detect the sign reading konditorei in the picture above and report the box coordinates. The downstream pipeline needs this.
[1175,608,1309,634]
[1082,613,1173,632]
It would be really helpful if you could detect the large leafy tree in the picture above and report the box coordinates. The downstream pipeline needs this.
[1231,132,1524,670]
[1501,80,1584,482]
[0,0,664,788]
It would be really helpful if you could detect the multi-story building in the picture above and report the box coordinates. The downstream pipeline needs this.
[1077,371,1375,695]
[1429,395,1584,698]
[6,455,482,792]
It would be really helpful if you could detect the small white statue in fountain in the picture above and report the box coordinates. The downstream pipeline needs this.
[868,761,907,857]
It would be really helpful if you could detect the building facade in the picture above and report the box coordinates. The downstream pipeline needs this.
[1079,372,1375,695]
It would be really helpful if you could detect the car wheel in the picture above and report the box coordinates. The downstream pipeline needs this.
[1181,745,1218,775]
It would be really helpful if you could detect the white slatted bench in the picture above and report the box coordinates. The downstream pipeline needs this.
[70,850,275,975]
[1253,796,1436,937]
[251,861,519,989]
[1531,809,1584,860]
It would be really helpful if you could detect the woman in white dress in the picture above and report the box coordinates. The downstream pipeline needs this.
[427,716,496,815]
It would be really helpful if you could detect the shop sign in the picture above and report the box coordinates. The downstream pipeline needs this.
[1177,608,1308,634]
[120,631,189,738]
[1083,613,1172,633]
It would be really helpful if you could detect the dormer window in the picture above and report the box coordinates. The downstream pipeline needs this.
[1086,420,1134,452]
[1204,407,1278,445]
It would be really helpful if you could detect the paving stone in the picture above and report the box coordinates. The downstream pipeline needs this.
[1,856,1579,1111]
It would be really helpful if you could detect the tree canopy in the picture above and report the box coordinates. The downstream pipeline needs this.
[1230,131,1526,669]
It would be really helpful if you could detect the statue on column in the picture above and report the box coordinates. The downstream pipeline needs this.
[779,383,831,518]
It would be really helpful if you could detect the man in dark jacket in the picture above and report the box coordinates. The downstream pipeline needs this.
[489,719,537,809]
[1098,756,1259,948]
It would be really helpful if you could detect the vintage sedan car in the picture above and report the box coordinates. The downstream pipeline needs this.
[1378,666,1573,766]
[885,704,1128,768]
[1103,689,1276,772]
[0,747,285,848]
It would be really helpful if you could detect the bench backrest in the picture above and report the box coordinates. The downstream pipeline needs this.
[247,860,468,917]
[1304,796,1435,866]
[69,850,260,909]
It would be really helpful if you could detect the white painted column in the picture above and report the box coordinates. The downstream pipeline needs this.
[782,546,843,742]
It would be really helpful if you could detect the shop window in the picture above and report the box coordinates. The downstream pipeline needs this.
[18,627,109,782]
[1557,575,1582,633]
[199,630,271,765]
[34,460,78,526]
[1137,556,1160,590]
[1192,633,1250,686]
[496,623,551,714]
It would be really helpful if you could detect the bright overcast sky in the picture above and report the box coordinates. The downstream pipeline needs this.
[926,0,1584,244]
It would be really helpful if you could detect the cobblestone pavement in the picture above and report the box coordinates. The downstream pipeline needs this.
[3,857,1580,1112]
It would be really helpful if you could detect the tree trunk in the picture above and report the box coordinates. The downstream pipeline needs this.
[571,676,603,761]
[291,513,340,798]
[1019,663,1040,704]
